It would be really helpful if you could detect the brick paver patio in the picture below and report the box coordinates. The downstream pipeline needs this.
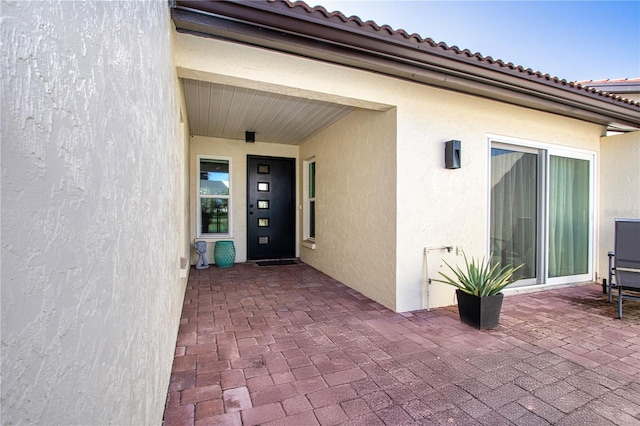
[163,262,640,425]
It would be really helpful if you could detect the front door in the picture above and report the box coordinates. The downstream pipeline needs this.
[247,155,296,260]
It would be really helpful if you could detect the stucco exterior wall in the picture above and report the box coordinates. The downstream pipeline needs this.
[175,33,606,313]
[190,136,298,264]
[598,131,640,280]
[299,109,398,311]
[394,87,603,311]
[1,2,187,424]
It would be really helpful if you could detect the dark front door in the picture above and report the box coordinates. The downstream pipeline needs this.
[247,155,296,260]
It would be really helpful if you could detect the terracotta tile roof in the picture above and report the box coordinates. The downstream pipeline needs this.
[573,78,640,105]
[576,78,640,86]
[274,0,640,108]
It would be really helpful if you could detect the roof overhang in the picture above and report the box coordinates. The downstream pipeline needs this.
[171,0,640,132]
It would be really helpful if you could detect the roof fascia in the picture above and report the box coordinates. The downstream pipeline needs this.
[172,1,640,130]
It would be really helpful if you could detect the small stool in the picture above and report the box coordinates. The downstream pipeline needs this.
[214,241,236,268]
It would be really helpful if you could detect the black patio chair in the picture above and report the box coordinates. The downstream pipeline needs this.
[607,219,640,319]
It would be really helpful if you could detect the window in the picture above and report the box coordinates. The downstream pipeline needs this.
[304,158,316,244]
[198,157,231,237]
[489,139,594,286]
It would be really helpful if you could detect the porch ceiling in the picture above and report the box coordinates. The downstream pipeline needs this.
[182,78,355,144]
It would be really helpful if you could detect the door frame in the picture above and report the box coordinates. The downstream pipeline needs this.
[246,155,297,260]
[486,134,596,287]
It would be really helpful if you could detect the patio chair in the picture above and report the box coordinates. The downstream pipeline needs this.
[607,219,640,319]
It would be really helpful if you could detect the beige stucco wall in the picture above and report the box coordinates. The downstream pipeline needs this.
[394,89,603,311]
[598,131,640,280]
[1,2,188,424]
[299,109,398,310]
[175,32,606,313]
[190,137,298,264]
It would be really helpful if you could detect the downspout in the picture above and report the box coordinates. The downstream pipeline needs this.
[423,245,453,311]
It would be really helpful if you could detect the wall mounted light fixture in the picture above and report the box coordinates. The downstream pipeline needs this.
[245,131,255,143]
[445,140,461,169]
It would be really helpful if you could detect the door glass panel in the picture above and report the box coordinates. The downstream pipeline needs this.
[490,148,538,280]
[548,156,589,277]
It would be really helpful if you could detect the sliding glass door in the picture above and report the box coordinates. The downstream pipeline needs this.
[490,141,593,286]
[490,147,539,283]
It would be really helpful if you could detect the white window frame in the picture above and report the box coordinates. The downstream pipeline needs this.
[197,155,232,239]
[486,135,596,287]
[303,157,316,249]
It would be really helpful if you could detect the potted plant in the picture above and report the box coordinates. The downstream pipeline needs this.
[433,253,523,329]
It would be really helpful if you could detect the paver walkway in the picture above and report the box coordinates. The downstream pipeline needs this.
[163,262,640,425]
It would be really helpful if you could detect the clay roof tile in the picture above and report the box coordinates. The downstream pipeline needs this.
[267,0,639,107]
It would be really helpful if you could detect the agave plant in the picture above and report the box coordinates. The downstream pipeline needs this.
[433,252,524,297]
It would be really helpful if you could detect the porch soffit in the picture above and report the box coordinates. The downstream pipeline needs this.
[171,0,640,132]
[183,78,356,144]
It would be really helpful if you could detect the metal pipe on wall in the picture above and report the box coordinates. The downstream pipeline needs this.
[423,245,453,311]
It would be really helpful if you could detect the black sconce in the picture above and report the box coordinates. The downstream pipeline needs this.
[245,131,255,143]
[445,140,461,169]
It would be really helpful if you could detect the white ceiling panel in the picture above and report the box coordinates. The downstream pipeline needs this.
[183,79,355,144]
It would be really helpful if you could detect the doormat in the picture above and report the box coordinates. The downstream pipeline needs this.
[256,260,298,266]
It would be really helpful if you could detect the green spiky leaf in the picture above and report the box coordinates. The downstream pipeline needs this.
[432,252,523,297]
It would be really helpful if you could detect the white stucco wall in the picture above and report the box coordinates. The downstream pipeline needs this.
[598,131,640,280]
[1,2,187,424]
[175,32,606,313]
[394,89,603,311]
[299,109,398,310]
[190,136,298,264]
